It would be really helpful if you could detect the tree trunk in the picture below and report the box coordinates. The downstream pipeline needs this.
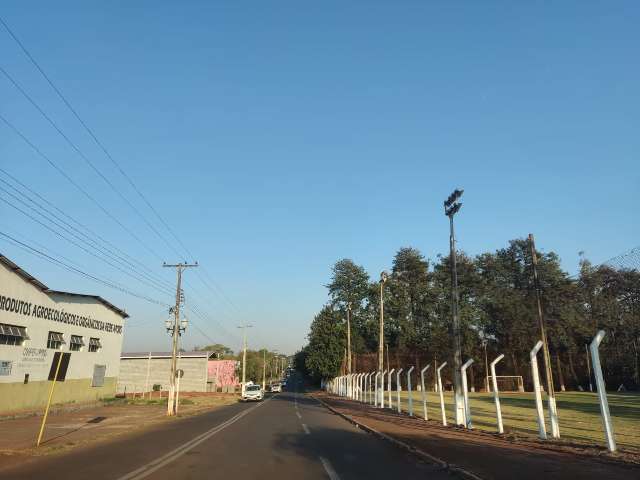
[567,350,580,388]
[555,352,566,392]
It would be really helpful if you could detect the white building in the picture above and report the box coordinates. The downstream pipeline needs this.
[0,254,128,413]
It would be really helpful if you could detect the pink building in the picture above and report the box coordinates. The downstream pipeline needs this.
[207,360,239,391]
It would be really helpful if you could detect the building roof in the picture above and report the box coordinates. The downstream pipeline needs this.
[121,351,217,359]
[0,254,129,319]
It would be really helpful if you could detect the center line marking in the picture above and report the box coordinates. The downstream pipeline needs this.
[302,423,310,435]
[319,456,340,480]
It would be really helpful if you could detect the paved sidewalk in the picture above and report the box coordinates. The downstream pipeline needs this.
[0,393,237,471]
[315,393,639,480]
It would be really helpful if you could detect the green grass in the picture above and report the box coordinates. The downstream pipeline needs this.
[382,390,640,451]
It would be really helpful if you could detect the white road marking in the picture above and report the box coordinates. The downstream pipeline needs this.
[296,411,302,419]
[302,423,310,435]
[319,456,340,480]
[117,398,270,480]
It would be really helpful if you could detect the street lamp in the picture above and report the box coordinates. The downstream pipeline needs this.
[444,188,465,426]
[378,271,389,372]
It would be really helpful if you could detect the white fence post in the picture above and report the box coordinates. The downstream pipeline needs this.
[490,354,505,434]
[381,370,387,408]
[407,366,415,416]
[374,373,379,406]
[387,369,395,409]
[590,330,616,452]
[359,373,364,401]
[530,341,547,440]
[461,359,474,429]
[369,372,374,404]
[437,362,448,426]
[396,368,404,414]
[420,365,431,420]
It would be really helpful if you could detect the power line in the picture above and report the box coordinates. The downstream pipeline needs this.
[0,113,164,262]
[0,231,170,307]
[1,18,253,344]
[0,178,175,295]
[0,64,185,261]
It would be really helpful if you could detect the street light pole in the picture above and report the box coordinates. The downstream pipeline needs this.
[163,262,197,416]
[444,189,465,425]
[346,302,352,374]
[378,272,388,372]
[262,349,267,391]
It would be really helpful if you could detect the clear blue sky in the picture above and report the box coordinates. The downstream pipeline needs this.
[1,2,638,355]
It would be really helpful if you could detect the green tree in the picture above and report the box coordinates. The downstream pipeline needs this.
[305,306,345,381]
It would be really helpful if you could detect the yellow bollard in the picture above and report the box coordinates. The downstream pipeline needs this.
[36,352,64,447]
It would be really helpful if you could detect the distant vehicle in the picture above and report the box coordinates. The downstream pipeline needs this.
[271,383,282,393]
[242,384,263,401]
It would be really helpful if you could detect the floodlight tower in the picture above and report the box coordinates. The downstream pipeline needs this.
[444,188,465,426]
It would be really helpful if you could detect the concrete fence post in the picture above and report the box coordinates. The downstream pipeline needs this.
[530,341,547,440]
[374,372,380,407]
[369,372,375,404]
[387,369,395,409]
[420,365,431,421]
[490,354,505,434]
[381,370,387,408]
[461,359,474,429]
[396,368,403,414]
[407,366,415,416]
[437,362,448,426]
[359,373,364,401]
[590,330,616,452]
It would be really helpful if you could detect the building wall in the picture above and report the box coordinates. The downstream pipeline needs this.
[117,356,208,393]
[207,360,239,387]
[0,261,126,413]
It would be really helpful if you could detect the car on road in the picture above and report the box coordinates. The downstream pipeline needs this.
[242,384,264,401]
[270,383,282,393]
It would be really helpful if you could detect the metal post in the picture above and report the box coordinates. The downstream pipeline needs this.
[378,273,388,373]
[262,349,267,392]
[437,362,448,426]
[590,330,616,452]
[444,190,465,426]
[529,234,559,438]
[36,352,64,447]
[461,359,474,428]
[396,368,403,414]
[420,365,431,420]
[387,369,395,409]
[346,303,352,375]
[407,367,415,416]
[530,340,547,440]
[490,354,505,434]
[585,344,593,392]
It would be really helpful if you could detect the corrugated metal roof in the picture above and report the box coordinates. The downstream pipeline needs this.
[0,253,129,319]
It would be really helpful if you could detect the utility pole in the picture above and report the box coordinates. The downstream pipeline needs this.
[528,233,560,438]
[238,324,253,397]
[262,349,267,391]
[163,262,197,416]
[444,189,465,425]
[378,271,388,372]
[346,302,352,374]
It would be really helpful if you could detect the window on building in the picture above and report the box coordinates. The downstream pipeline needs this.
[69,335,85,351]
[0,323,30,346]
[47,331,65,350]
[88,337,102,353]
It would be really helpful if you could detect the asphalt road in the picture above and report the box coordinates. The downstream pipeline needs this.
[1,379,447,480]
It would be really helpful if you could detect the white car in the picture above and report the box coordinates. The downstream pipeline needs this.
[270,383,282,393]
[242,384,264,401]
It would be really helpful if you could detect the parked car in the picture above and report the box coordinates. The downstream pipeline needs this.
[242,384,264,401]
[271,383,282,393]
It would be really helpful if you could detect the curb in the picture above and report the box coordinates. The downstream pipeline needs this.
[312,394,484,480]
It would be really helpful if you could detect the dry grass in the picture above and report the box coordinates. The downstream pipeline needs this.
[384,390,640,452]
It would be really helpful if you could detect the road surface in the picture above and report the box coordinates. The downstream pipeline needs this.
[1,379,447,479]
